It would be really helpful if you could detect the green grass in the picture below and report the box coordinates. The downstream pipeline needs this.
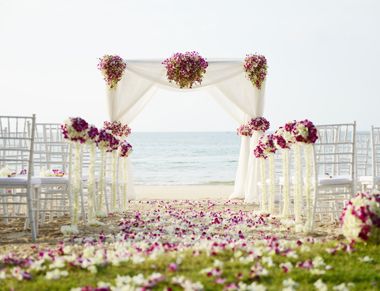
[1,242,380,291]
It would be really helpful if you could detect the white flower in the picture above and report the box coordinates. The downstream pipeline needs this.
[87,265,97,274]
[0,270,6,280]
[360,256,373,263]
[314,279,327,291]
[50,257,65,269]
[310,269,326,275]
[88,219,105,226]
[238,281,267,291]
[280,262,293,272]
[262,256,274,267]
[333,283,352,291]
[0,166,14,177]
[312,256,325,268]
[283,278,298,290]
[29,259,46,271]
[96,210,108,218]
[45,269,68,280]
[213,259,224,268]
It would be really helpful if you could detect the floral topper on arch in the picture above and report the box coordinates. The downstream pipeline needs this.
[162,51,208,89]
[237,117,270,137]
[244,54,267,90]
[98,55,126,89]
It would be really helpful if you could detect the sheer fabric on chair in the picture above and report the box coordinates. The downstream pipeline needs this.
[311,122,356,228]
[0,115,37,241]
[106,59,265,202]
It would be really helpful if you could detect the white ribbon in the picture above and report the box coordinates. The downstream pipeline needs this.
[122,157,128,210]
[72,142,81,225]
[294,143,303,223]
[111,151,118,212]
[303,144,314,232]
[268,154,275,213]
[97,150,106,216]
[281,149,291,217]
[87,143,97,223]
[260,158,267,212]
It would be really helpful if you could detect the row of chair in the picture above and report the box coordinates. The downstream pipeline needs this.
[0,115,128,241]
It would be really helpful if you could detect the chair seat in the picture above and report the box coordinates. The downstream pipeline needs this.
[0,176,68,186]
[318,175,352,186]
[39,176,69,185]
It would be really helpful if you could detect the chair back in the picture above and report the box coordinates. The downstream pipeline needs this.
[314,122,356,180]
[34,123,69,175]
[0,115,36,175]
[371,126,380,179]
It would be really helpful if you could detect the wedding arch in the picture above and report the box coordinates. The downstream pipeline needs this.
[103,56,266,203]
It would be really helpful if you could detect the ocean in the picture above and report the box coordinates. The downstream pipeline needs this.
[128,132,240,185]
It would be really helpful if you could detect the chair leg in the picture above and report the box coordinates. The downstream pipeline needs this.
[26,187,37,242]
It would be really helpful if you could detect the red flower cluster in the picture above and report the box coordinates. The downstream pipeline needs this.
[244,54,267,90]
[254,134,277,159]
[292,119,318,144]
[119,140,133,158]
[162,51,208,89]
[237,117,270,137]
[98,55,126,89]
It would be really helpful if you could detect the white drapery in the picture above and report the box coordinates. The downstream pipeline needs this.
[106,59,265,202]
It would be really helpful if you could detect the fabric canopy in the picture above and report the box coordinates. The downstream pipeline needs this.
[106,59,266,202]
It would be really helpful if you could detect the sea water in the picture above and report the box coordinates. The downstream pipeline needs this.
[128,132,240,185]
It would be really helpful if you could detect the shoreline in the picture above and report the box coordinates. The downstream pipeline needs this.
[135,184,234,200]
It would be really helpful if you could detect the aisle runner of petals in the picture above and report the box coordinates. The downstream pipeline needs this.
[0,200,350,291]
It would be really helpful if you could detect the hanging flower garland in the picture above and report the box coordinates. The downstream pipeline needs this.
[237,117,270,137]
[244,54,267,90]
[341,192,380,243]
[162,51,208,89]
[98,55,126,89]
[254,134,277,212]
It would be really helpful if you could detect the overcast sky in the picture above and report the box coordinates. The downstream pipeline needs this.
[0,0,379,131]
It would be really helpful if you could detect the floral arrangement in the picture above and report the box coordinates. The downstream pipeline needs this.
[41,169,65,177]
[103,121,131,139]
[97,129,120,152]
[162,51,208,89]
[98,55,126,89]
[254,134,277,159]
[236,124,252,137]
[244,54,267,90]
[273,121,297,149]
[292,119,318,144]
[119,141,133,158]
[61,117,89,144]
[0,166,16,177]
[249,117,270,132]
[340,192,380,243]
[237,117,270,137]
[87,125,99,144]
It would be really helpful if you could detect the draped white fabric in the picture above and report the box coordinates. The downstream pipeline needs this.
[106,59,265,202]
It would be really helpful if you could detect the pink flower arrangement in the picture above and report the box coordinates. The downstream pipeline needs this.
[249,117,270,132]
[237,117,270,137]
[254,134,277,159]
[61,117,89,144]
[119,141,133,158]
[292,119,318,144]
[236,124,252,137]
[103,121,131,139]
[87,125,99,143]
[97,129,120,152]
[244,54,267,90]
[162,51,208,89]
[98,55,126,89]
[340,192,380,243]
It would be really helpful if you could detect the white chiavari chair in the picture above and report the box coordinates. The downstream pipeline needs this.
[33,123,70,223]
[358,126,380,192]
[311,122,356,229]
[0,115,38,241]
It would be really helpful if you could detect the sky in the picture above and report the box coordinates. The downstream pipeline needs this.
[0,0,379,131]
